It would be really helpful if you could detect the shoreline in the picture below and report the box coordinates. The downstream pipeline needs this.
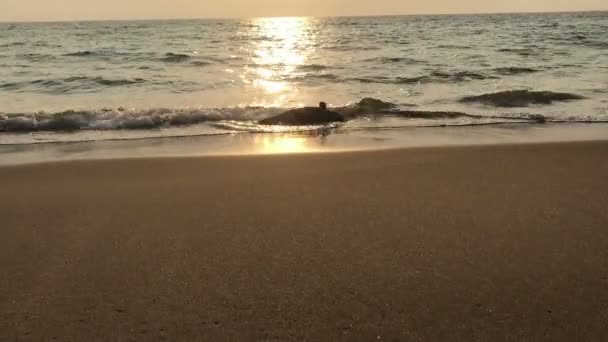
[1,138,608,169]
[2,122,608,166]
[2,141,608,340]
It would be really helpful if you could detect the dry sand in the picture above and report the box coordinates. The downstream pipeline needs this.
[1,142,608,341]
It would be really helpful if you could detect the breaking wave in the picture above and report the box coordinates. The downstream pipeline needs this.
[1,97,604,138]
[0,106,282,133]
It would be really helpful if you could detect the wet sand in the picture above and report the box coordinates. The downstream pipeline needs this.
[1,142,608,341]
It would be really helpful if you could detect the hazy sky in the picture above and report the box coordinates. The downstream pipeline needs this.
[1,0,606,22]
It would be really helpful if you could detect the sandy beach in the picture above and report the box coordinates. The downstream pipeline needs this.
[1,141,608,341]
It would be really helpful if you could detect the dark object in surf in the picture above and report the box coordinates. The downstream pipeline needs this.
[259,102,345,126]
[529,114,547,124]
[459,90,585,107]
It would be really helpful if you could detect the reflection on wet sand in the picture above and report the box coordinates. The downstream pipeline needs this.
[253,130,330,154]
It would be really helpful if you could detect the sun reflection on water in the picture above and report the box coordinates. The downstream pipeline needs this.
[243,17,316,105]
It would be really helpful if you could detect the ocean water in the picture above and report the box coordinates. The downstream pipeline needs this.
[0,12,607,145]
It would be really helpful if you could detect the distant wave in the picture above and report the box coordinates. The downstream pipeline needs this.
[493,67,541,75]
[338,98,549,122]
[346,71,498,85]
[158,53,219,67]
[33,41,63,48]
[324,45,380,51]
[436,44,473,50]
[459,90,586,107]
[190,61,212,67]
[286,73,341,82]
[340,67,547,84]
[0,42,26,48]
[17,53,56,62]
[0,76,147,93]
[60,50,157,62]
[160,53,191,63]
[249,63,330,72]
[397,71,499,83]
[581,40,608,49]
[286,71,501,85]
[296,64,329,72]
[0,63,30,69]
[497,48,538,57]
[63,51,96,57]
[363,57,421,64]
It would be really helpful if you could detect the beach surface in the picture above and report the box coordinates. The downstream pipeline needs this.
[1,142,608,341]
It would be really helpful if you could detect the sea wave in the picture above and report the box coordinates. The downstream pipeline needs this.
[190,61,212,67]
[396,71,499,83]
[63,50,97,57]
[160,53,192,63]
[362,57,421,64]
[0,76,147,93]
[0,42,26,48]
[0,107,282,133]
[497,48,538,57]
[248,63,330,72]
[279,70,504,85]
[2,97,602,136]
[346,71,498,85]
[436,44,473,49]
[287,73,341,82]
[459,90,586,107]
[493,67,542,75]
[17,53,56,62]
[296,64,330,72]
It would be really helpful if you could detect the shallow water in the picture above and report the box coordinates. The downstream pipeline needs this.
[2,123,608,165]
[0,12,607,144]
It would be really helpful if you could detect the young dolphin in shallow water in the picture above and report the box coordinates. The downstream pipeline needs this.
[259,102,345,126]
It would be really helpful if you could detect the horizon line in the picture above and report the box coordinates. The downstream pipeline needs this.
[0,9,606,24]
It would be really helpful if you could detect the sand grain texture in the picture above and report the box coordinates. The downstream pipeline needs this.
[1,142,608,341]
